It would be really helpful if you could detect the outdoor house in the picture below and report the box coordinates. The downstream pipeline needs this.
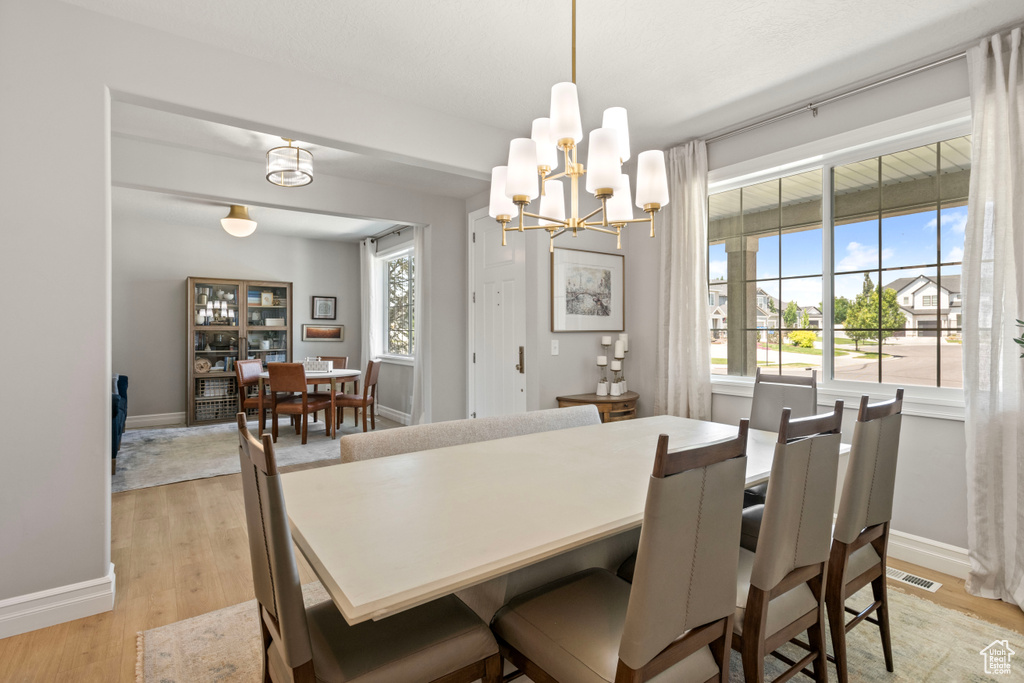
[885,274,962,337]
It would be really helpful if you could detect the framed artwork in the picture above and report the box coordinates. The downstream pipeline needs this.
[260,291,274,306]
[302,324,344,341]
[551,247,625,332]
[312,295,337,320]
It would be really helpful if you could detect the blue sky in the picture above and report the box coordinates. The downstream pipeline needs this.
[709,206,967,306]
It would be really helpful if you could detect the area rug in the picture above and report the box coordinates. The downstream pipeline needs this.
[137,583,1023,682]
[113,415,398,493]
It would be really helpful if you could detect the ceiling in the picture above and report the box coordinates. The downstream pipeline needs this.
[113,186,395,241]
[66,0,1022,154]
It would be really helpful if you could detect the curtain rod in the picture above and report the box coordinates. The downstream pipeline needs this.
[706,52,967,144]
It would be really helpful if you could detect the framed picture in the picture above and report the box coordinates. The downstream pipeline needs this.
[302,324,344,341]
[260,291,274,306]
[551,247,625,332]
[311,295,337,320]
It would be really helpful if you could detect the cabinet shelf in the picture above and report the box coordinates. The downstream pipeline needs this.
[188,277,292,426]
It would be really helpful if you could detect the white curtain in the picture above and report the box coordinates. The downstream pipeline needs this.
[410,225,432,424]
[654,140,712,420]
[963,27,1024,607]
[359,238,383,377]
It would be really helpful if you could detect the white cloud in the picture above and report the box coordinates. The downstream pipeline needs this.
[837,241,893,272]
[709,259,727,280]
[946,245,964,262]
[781,279,822,308]
[924,210,967,235]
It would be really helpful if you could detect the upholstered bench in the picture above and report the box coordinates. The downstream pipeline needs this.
[339,404,601,463]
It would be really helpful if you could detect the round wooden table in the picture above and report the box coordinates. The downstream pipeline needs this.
[555,390,639,422]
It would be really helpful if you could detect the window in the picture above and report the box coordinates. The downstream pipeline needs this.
[708,134,970,389]
[832,136,968,388]
[384,251,415,356]
[708,170,823,376]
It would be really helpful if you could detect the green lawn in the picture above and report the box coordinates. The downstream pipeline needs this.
[834,337,857,346]
[711,358,727,365]
[758,343,848,357]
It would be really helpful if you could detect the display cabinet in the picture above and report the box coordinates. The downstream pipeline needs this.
[187,277,293,425]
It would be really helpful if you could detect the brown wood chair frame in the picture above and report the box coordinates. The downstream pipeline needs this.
[733,401,844,683]
[497,421,750,683]
[268,362,333,445]
[825,389,903,683]
[236,414,501,683]
[336,359,380,432]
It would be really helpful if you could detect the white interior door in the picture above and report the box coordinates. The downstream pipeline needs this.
[470,210,526,418]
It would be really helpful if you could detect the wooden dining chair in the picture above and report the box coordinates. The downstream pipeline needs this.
[235,359,276,432]
[731,402,843,683]
[234,414,502,683]
[267,362,333,445]
[336,359,380,432]
[491,421,750,683]
[826,389,904,683]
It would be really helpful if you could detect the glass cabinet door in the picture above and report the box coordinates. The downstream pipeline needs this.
[244,283,288,328]
[192,281,240,329]
[245,329,289,367]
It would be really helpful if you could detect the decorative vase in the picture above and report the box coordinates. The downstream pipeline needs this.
[596,381,608,397]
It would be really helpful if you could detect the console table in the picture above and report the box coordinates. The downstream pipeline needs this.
[555,390,639,422]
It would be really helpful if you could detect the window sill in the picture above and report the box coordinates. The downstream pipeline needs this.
[710,377,965,422]
[379,355,415,367]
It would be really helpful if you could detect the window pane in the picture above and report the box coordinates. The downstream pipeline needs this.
[753,279,780,331]
[781,171,822,277]
[835,218,879,274]
[883,267,936,333]
[881,209,936,270]
[752,329,781,375]
[939,136,971,202]
[755,233,779,279]
[940,202,967,265]
[710,328,727,376]
[834,159,879,224]
[881,338,937,387]
[781,226,822,278]
[708,241,727,282]
[781,277,822,330]
[834,328,880,382]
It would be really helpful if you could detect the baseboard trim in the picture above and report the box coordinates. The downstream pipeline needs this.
[0,563,115,639]
[126,412,186,429]
[888,529,970,580]
[377,405,411,426]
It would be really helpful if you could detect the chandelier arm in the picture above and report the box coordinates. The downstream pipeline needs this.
[522,211,569,226]
[545,169,569,182]
[580,225,619,235]
[579,205,605,222]
[612,215,660,224]
[509,224,559,232]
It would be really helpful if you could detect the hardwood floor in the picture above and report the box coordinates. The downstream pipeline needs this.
[1,459,1021,682]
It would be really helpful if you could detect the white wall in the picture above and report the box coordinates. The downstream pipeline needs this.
[0,0,508,625]
[112,205,361,418]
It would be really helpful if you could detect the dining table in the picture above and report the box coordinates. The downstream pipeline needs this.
[257,367,361,439]
[280,414,852,625]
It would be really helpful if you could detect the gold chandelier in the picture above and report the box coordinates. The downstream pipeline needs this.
[488,0,669,251]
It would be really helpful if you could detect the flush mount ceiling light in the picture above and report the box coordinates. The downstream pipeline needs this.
[489,0,669,251]
[266,138,313,187]
[221,204,257,237]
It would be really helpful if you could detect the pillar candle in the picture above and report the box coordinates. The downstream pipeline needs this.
[601,335,612,345]
[619,333,628,351]
[597,355,608,366]
[614,340,624,358]
[611,360,622,371]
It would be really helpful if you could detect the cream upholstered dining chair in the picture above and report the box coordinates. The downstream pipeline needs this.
[234,414,501,683]
[732,402,843,683]
[491,421,750,683]
[827,389,904,683]
[744,368,818,508]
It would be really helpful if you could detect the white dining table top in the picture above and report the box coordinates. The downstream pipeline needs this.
[280,414,850,625]
[257,368,361,380]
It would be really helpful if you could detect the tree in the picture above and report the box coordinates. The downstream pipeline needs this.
[783,301,799,329]
[834,296,852,325]
[862,272,874,296]
[801,309,810,329]
[844,285,907,351]
[767,298,777,314]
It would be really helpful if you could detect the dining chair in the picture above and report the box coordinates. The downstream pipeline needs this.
[732,401,843,683]
[491,421,750,683]
[336,359,380,432]
[826,389,904,683]
[267,362,333,445]
[308,356,350,423]
[235,359,276,433]
[234,414,502,683]
[744,368,818,508]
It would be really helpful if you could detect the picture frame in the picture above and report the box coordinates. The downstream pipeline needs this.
[551,247,625,332]
[302,324,344,341]
[311,295,337,320]
[260,291,274,306]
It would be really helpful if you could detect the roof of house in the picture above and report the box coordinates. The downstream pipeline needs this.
[885,274,961,297]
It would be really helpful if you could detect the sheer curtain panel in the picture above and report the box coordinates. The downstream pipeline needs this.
[963,27,1024,607]
[654,140,712,420]
[410,225,431,425]
[359,238,383,373]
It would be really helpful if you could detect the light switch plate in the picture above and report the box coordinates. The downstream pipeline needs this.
[551,339,559,355]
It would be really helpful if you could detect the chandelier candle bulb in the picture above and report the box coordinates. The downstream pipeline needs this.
[505,138,540,201]
[606,173,634,224]
[597,355,608,366]
[538,180,566,226]
[585,128,622,196]
[602,107,631,162]
[635,150,670,209]
[489,166,517,219]
[531,118,558,171]
[550,82,583,145]
[614,340,625,358]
